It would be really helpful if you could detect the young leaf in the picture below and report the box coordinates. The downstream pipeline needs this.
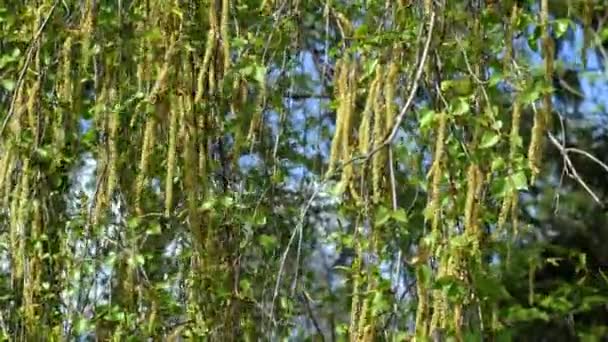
[480,131,501,149]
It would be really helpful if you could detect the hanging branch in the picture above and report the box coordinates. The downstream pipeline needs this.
[0,1,59,138]
[325,10,436,180]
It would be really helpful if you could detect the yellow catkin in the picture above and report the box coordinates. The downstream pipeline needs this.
[542,0,554,126]
[449,252,465,340]
[24,199,43,331]
[25,13,41,139]
[149,41,176,104]
[529,0,552,183]
[0,147,13,196]
[509,99,522,165]
[55,36,73,149]
[464,164,483,254]
[220,0,231,72]
[357,229,380,342]
[92,164,107,225]
[26,78,40,137]
[134,38,175,214]
[92,83,109,223]
[208,57,217,97]
[80,0,95,73]
[499,100,522,231]
[134,117,156,215]
[164,98,178,217]
[349,238,362,342]
[385,58,399,132]
[358,67,380,156]
[414,265,429,340]
[429,246,449,336]
[180,95,203,253]
[11,159,31,285]
[342,60,356,162]
[247,79,266,147]
[497,194,512,232]
[137,46,146,92]
[511,186,520,236]
[195,27,216,104]
[206,0,219,102]
[429,112,447,235]
[343,63,359,202]
[1,153,15,211]
[8,84,25,136]
[371,63,390,203]
[327,59,347,175]
[60,36,73,101]
[528,111,543,182]
[503,4,518,72]
[106,89,119,202]
[417,113,447,341]
[463,165,478,231]
[9,185,21,285]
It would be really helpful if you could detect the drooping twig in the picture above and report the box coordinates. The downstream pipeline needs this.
[270,185,321,324]
[547,131,603,205]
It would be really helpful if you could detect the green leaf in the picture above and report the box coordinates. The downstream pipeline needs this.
[391,208,408,223]
[488,72,503,87]
[419,108,436,129]
[522,82,542,104]
[553,19,571,39]
[330,179,348,197]
[1,79,15,91]
[361,58,378,80]
[201,199,216,211]
[440,80,454,91]
[450,234,471,249]
[252,213,267,226]
[480,131,500,149]
[452,98,470,116]
[491,157,506,172]
[506,305,549,322]
[254,65,266,85]
[127,217,141,229]
[417,265,432,287]
[511,171,528,191]
[371,291,389,315]
[146,223,162,235]
[259,234,278,251]
[375,206,391,226]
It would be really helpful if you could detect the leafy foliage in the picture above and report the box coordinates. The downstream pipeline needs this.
[0,0,608,340]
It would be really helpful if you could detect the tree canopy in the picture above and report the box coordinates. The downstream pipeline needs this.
[1,0,608,340]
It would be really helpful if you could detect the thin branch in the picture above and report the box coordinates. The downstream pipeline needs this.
[558,77,585,99]
[270,185,321,324]
[547,131,602,205]
[564,147,608,174]
[302,290,326,341]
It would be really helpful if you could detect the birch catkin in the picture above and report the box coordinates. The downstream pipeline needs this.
[371,63,392,203]
[529,0,552,183]
[430,112,447,234]
[164,100,178,216]
[327,58,348,176]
